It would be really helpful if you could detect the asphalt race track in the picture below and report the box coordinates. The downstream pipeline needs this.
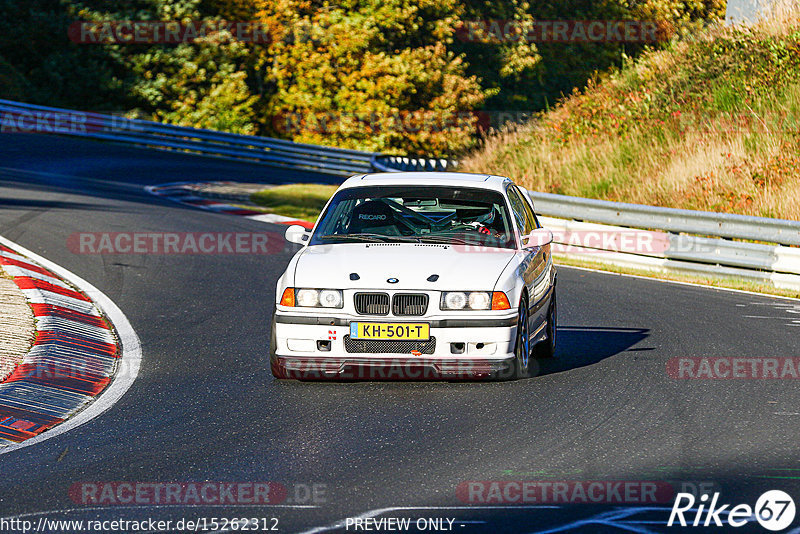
[1,133,800,533]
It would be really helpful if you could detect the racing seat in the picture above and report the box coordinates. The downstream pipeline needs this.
[348,200,401,235]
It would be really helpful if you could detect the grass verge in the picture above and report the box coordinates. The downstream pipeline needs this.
[250,184,339,221]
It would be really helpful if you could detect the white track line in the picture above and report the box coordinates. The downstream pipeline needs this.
[0,235,142,455]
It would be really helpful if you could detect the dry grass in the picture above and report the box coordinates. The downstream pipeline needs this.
[762,0,800,35]
[462,3,800,220]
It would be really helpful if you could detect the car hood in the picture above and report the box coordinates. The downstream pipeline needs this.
[293,243,517,291]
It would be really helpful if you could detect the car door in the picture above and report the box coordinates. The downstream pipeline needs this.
[507,185,538,296]
[507,185,551,328]
[517,186,551,300]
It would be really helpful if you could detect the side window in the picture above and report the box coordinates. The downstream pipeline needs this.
[514,186,541,229]
[507,186,534,236]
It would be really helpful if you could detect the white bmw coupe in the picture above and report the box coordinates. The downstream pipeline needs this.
[270,172,556,380]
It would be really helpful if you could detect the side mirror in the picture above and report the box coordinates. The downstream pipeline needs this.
[285,224,311,245]
[522,228,553,249]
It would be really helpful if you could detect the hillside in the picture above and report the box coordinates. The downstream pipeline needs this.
[0,0,724,155]
[461,5,800,220]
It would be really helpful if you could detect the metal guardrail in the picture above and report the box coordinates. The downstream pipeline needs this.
[538,216,800,290]
[529,191,800,247]
[529,196,800,291]
[0,99,375,176]
[371,154,459,173]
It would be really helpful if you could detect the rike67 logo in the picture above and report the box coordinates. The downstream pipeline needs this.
[668,490,796,531]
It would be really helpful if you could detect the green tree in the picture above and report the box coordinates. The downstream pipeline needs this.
[128,34,258,133]
[67,0,259,131]
[0,0,129,109]
[251,0,492,155]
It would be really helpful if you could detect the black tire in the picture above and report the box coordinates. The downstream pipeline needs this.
[269,316,289,379]
[513,294,532,379]
[534,291,557,359]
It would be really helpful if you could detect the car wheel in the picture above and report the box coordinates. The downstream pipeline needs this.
[269,316,289,379]
[534,292,557,359]
[513,294,532,379]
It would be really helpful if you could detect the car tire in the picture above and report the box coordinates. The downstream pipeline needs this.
[269,316,289,379]
[513,294,532,379]
[534,291,557,359]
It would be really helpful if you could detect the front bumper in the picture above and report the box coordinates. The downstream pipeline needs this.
[272,312,519,380]
[271,355,517,380]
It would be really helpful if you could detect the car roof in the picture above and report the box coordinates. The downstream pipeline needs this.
[339,172,512,192]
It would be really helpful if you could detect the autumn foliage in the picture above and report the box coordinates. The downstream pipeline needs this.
[0,0,724,155]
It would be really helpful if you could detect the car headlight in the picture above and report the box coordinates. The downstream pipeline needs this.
[443,291,467,310]
[319,289,343,308]
[441,291,509,311]
[283,288,344,308]
[296,289,320,307]
[468,291,491,310]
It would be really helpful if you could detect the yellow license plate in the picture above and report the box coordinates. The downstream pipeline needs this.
[350,322,430,340]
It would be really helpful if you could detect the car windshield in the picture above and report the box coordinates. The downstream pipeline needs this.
[310,185,516,249]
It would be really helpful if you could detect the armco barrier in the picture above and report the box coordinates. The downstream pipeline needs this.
[371,154,459,173]
[0,99,375,176]
[538,216,800,291]
[529,191,800,247]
